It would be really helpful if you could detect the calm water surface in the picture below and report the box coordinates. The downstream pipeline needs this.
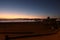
[0,20,36,22]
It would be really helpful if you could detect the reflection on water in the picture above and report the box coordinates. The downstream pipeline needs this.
[0,20,36,22]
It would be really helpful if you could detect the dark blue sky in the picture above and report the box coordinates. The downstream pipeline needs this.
[0,0,60,19]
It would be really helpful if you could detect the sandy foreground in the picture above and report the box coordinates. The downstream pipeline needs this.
[0,22,59,40]
[17,31,59,40]
[0,31,59,40]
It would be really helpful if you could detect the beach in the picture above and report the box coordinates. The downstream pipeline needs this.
[0,22,59,40]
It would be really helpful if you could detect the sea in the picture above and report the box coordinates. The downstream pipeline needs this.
[0,20,36,22]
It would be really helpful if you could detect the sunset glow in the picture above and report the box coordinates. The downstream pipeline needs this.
[0,0,59,19]
[0,11,47,19]
[0,14,46,19]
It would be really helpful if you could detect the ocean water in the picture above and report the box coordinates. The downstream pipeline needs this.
[0,20,36,22]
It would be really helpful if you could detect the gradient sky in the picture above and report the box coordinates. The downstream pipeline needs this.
[0,0,60,19]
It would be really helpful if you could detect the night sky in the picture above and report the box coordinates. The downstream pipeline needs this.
[0,0,60,19]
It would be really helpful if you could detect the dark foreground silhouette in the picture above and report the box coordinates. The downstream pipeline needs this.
[0,32,34,34]
[5,32,58,40]
[0,18,59,40]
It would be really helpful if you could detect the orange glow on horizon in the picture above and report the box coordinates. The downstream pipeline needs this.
[0,12,46,19]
